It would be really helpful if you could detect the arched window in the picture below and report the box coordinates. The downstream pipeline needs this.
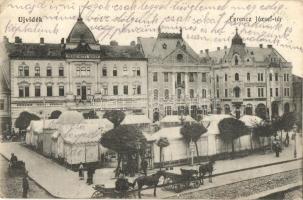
[235,73,239,81]
[164,89,169,100]
[224,104,230,114]
[177,54,183,62]
[35,65,40,77]
[234,87,240,97]
[177,89,182,99]
[235,55,239,65]
[245,104,253,115]
[202,89,207,98]
[153,89,158,100]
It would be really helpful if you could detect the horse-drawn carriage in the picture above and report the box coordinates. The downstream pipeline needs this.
[91,184,137,199]
[162,159,215,193]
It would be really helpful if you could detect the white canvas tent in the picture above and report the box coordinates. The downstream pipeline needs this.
[121,115,152,131]
[160,115,195,127]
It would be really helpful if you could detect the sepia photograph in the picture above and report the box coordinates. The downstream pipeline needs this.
[0,0,302,199]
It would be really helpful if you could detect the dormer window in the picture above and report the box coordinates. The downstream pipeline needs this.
[162,43,167,49]
[235,55,239,65]
[177,54,183,62]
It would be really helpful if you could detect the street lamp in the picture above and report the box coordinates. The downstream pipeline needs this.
[293,124,297,158]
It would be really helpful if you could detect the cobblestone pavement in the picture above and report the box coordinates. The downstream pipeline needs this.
[170,169,302,199]
[0,156,52,198]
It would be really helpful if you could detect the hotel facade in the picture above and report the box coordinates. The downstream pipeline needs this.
[1,17,295,130]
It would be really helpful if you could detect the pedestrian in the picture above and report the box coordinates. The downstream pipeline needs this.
[78,162,84,180]
[141,159,148,176]
[285,133,290,147]
[87,166,92,185]
[273,138,281,157]
[22,171,29,198]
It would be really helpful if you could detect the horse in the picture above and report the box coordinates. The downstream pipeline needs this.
[198,159,215,184]
[132,170,166,198]
[180,169,199,187]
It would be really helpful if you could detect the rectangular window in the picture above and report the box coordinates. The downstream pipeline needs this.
[275,88,279,96]
[24,86,29,97]
[258,73,263,81]
[19,66,24,76]
[216,89,219,98]
[132,67,136,77]
[59,86,64,96]
[77,87,81,96]
[275,73,278,81]
[86,67,90,76]
[190,89,194,98]
[113,67,117,76]
[202,89,207,98]
[189,73,194,82]
[269,73,272,81]
[35,67,40,77]
[153,72,158,82]
[47,67,52,77]
[258,88,264,97]
[35,86,41,97]
[137,85,141,95]
[164,72,168,82]
[0,100,4,110]
[103,87,108,95]
[284,74,286,81]
[225,74,228,82]
[77,67,80,77]
[270,88,273,97]
[59,67,64,76]
[123,85,128,95]
[216,75,219,82]
[225,89,228,97]
[87,87,91,95]
[123,66,128,76]
[47,86,52,96]
[19,87,24,97]
[247,73,250,81]
[24,66,29,77]
[113,85,118,95]
[137,67,140,76]
[247,88,251,97]
[202,73,206,82]
[102,67,107,76]
[287,74,289,81]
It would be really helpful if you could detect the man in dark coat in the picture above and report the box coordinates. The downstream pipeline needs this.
[141,159,148,176]
[22,172,29,198]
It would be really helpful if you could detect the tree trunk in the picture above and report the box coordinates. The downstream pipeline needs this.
[115,153,121,177]
[159,147,162,170]
[194,142,200,163]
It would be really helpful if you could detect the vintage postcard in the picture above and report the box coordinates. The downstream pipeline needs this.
[0,0,302,199]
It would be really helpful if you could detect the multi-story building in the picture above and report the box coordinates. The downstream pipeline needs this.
[0,42,11,135]
[5,15,148,126]
[203,29,293,120]
[293,75,302,130]
[3,16,295,129]
[137,28,211,122]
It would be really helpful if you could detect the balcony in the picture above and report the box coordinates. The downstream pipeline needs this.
[231,97,243,103]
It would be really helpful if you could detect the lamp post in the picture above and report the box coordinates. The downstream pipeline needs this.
[293,124,297,158]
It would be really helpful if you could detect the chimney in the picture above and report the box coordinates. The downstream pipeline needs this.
[224,46,227,49]
[267,44,272,48]
[259,44,263,48]
[205,49,209,55]
[217,47,220,51]
[110,40,118,46]
[130,41,136,47]
[40,37,44,44]
[200,50,203,54]
[61,38,64,44]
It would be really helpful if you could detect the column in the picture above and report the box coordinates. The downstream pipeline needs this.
[172,72,175,95]
[185,72,188,96]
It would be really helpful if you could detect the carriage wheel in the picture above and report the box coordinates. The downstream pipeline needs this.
[91,191,103,198]
[173,184,182,193]
[193,180,201,188]
[162,177,173,190]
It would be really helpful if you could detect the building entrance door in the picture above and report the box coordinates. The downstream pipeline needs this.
[81,86,87,100]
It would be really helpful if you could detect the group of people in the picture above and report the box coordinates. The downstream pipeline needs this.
[78,162,96,185]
